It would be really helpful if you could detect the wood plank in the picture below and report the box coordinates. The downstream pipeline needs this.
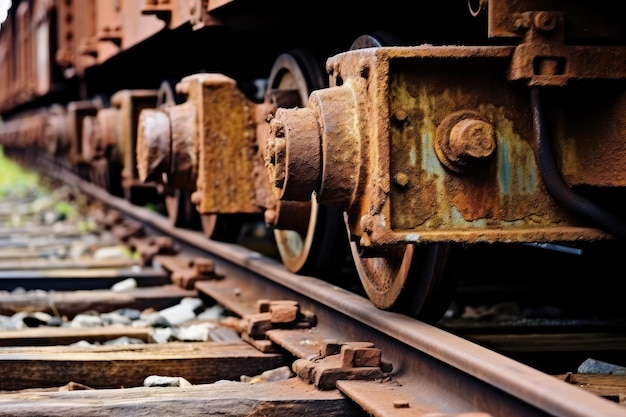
[0,225,86,238]
[0,325,153,347]
[0,341,287,390]
[556,373,626,404]
[466,333,626,352]
[0,284,196,317]
[0,267,170,290]
[0,237,91,249]
[0,240,120,260]
[0,257,140,271]
[0,378,359,416]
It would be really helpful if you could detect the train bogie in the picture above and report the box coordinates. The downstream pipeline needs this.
[134,49,348,274]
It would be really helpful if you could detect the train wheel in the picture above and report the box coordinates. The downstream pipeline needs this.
[347,226,455,322]
[201,214,253,243]
[164,187,201,229]
[346,33,455,322]
[267,50,348,275]
[90,158,110,190]
[164,186,201,229]
[349,31,403,49]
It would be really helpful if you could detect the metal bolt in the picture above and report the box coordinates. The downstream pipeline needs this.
[393,110,408,124]
[534,12,557,32]
[393,172,409,188]
[448,118,496,164]
[435,111,497,174]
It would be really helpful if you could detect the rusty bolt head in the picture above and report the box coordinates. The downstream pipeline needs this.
[392,110,408,124]
[435,111,496,174]
[534,11,558,32]
[449,118,496,162]
[393,172,409,188]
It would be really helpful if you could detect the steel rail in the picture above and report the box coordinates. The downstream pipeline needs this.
[64,168,625,417]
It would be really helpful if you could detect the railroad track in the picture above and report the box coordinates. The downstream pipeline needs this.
[0,164,624,416]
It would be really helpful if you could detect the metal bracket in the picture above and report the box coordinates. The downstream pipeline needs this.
[154,255,224,289]
[509,11,626,86]
[242,299,316,352]
[293,340,393,390]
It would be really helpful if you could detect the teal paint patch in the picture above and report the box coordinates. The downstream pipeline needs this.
[406,233,420,242]
[498,140,511,195]
[409,147,417,167]
[421,132,444,176]
[450,205,487,227]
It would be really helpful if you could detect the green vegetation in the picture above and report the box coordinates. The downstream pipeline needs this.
[53,199,76,219]
[0,146,44,198]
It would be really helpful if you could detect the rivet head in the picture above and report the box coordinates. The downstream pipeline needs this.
[393,172,409,188]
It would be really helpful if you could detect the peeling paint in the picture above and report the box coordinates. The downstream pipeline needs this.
[405,233,420,242]
[421,132,444,176]
[409,147,416,167]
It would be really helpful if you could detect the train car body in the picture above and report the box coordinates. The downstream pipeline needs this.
[1,0,625,322]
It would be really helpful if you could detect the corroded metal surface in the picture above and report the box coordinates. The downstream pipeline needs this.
[66,100,101,166]
[168,102,197,188]
[486,0,625,39]
[136,108,171,183]
[1,7,626,412]
[136,73,273,219]
[266,45,620,246]
[111,90,159,190]
[185,74,260,214]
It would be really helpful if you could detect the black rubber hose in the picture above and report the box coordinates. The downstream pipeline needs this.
[531,87,626,238]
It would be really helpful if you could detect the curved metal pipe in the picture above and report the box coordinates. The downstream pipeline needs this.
[531,87,626,238]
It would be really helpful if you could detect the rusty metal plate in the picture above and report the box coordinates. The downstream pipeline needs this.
[324,47,611,244]
[189,74,262,214]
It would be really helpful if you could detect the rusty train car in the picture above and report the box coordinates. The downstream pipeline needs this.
[1,0,626,322]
